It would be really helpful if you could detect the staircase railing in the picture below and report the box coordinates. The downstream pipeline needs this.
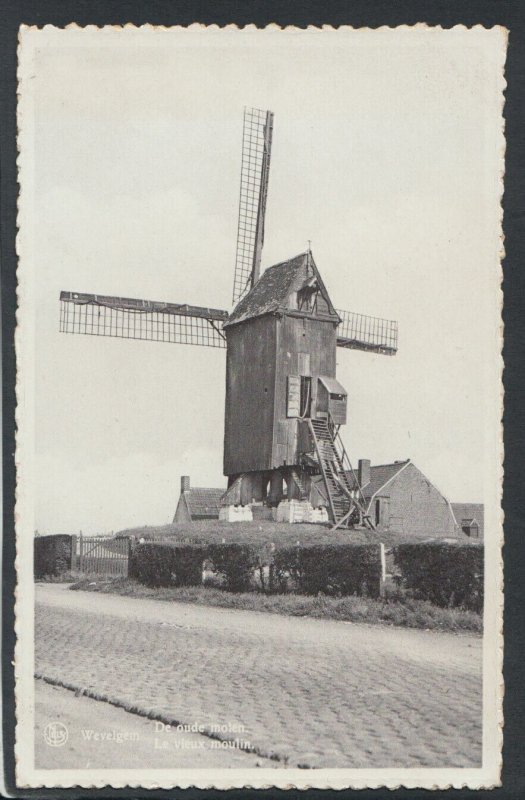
[308,419,337,524]
[326,412,375,531]
[290,469,308,500]
[308,414,376,530]
[327,411,369,511]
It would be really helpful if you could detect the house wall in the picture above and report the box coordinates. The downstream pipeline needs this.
[223,315,278,475]
[272,314,338,468]
[173,494,192,524]
[369,463,458,538]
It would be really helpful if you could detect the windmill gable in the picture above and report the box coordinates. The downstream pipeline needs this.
[225,252,340,328]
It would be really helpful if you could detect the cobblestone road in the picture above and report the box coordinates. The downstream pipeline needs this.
[35,585,482,769]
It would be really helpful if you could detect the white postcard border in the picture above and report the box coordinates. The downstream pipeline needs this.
[15,23,506,790]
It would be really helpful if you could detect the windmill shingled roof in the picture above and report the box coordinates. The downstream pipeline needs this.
[225,252,339,327]
[185,488,223,518]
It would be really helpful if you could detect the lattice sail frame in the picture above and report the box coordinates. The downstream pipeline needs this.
[336,309,398,355]
[60,292,227,348]
[232,107,274,305]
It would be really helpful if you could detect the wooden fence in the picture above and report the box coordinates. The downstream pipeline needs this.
[71,534,130,576]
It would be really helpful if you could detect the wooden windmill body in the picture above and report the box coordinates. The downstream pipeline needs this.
[60,108,398,529]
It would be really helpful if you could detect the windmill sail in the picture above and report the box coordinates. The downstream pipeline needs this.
[60,291,228,348]
[232,107,274,306]
[336,309,398,355]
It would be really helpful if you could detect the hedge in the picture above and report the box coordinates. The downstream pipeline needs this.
[393,542,483,612]
[130,542,206,588]
[272,544,381,598]
[130,542,382,596]
[34,535,73,578]
[207,543,260,593]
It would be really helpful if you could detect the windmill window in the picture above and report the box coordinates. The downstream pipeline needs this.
[297,285,318,312]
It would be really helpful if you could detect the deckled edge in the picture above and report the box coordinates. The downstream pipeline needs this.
[14,22,508,792]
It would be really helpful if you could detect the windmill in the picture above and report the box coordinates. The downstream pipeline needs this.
[59,107,398,530]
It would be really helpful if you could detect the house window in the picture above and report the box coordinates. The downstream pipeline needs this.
[375,498,390,527]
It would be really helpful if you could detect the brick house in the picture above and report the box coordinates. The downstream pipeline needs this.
[346,460,485,540]
[173,476,223,523]
[344,459,460,539]
[358,459,458,537]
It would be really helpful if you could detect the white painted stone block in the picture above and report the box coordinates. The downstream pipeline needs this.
[275,499,314,524]
[219,505,253,522]
[306,506,329,524]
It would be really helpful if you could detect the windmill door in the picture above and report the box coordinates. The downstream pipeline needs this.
[287,375,312,418]
[286,353,312,419]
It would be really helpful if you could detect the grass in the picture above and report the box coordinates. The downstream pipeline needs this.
[35,570,86,583]
[117,519,468,548]
[69,576,482,634]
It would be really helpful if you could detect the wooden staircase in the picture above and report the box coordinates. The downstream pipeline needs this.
[289,469,309,500]
[308,417,374,530]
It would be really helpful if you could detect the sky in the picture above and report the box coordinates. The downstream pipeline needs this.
[20,26,505,534]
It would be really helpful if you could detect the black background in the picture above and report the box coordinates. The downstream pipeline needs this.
[2,1,524,798]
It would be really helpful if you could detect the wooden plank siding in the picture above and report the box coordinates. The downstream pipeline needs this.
[223,315,278,475]
[223,311,339,476]
[272,314,338,467]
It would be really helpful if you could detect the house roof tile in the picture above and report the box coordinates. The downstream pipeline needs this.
[451,503,484,530]
[345,461,411,497]
[185,488,223,518]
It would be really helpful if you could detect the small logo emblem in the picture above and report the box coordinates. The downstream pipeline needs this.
[43,721,68,747]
